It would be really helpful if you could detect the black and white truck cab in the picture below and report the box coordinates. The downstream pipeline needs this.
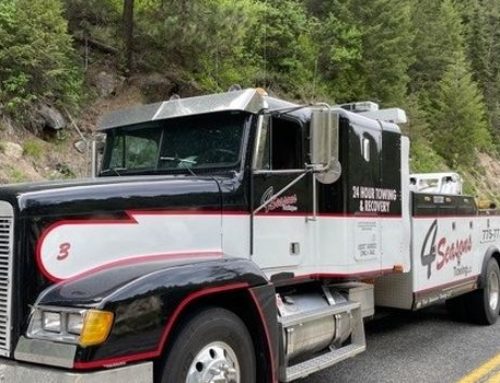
[0,88,498,383]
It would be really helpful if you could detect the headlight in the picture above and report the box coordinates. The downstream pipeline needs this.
[27,306,114,347]
[67,312,84,335]
[42,312,62,333]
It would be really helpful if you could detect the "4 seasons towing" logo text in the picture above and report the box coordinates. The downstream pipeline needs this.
[420,219,473,279]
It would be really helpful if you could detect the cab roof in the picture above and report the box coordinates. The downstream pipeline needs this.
[99,89,271,131]
[98,88,401,134]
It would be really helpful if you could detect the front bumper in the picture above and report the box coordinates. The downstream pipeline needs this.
[0,359,153,383]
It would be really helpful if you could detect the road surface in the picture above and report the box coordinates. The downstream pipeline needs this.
[299,304,500,383]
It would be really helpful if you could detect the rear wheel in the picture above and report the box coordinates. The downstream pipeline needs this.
[468,258,500,325]
[159,307,256,383]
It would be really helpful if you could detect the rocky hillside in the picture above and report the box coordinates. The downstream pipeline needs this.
[1,0,499,205]
[0,68,202,184]
[1,67,499,207]
[474,153,500,204]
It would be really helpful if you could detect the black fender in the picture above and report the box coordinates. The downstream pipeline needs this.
[478,246,500,289]
[35,256,278,381]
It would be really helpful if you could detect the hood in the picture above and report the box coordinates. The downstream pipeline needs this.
[0,175,224,217]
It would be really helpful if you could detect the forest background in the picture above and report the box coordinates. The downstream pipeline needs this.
[0,0,499,203]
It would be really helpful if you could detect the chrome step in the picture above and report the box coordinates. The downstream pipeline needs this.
[283,343,366,382]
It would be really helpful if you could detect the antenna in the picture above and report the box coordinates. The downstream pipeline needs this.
[264,0,268,88]
[312,57,318,101]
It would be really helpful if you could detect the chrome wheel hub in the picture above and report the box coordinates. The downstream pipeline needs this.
[488,270,500,311]
[187,341,240,383]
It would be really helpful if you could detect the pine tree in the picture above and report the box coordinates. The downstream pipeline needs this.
[306,0,363,103]
[324,0,414,106]
[428,54,491,167]
[249,0,318,97]
[0,0,82,120]
[409,0,465,94]
[461,0,500,151]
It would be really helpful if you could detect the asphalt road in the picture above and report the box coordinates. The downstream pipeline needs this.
[299,304,500,383]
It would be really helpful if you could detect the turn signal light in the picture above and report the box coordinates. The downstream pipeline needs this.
[79,310,114,347]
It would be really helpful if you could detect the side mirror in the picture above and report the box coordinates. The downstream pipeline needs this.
[91,134,106,178]
[310,108,341,184]
[310,108,332,170]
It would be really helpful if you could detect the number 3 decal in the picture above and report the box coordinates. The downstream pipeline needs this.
[57,242,71,261]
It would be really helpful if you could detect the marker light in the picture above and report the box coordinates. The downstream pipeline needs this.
[79,310,114,347]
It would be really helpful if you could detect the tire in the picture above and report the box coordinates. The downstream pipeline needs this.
[467,258,500,325]
[159,307,256,383]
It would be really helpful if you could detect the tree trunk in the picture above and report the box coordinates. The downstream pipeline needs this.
[123,0,135,75]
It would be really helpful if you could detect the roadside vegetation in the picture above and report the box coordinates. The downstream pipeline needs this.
[0,0,498,202]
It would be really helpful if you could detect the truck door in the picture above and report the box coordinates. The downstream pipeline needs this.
[251,115,314,270]
[347,123,383,268]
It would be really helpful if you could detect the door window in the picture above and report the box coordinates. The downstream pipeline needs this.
[255,116,303,171]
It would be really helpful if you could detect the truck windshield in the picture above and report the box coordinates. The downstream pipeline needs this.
[102,111,249,174]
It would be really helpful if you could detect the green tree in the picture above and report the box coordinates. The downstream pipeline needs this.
[403,94,448,173]
[305,0,362,103]
[407,0,490,168]
[320,0,414,105]
[428,54,491,167]
[357,0,414,105]
[460,0,500,152]
[0,0,82,119]
[134,0,263,90]
[249,0,318,97]
[409,0,464,94]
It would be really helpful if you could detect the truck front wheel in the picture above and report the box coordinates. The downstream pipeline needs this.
[159,307,256,383]
[469,258,500,325]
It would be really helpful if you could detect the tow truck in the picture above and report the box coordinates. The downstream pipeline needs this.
[0,88,498,382]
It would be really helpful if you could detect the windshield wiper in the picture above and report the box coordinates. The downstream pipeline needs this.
[101,167,127,176]
[159,156,199,177]
[178,161,198,177]
[160,156,197,165]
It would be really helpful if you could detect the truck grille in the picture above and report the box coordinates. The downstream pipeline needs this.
[0,202,13,357]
